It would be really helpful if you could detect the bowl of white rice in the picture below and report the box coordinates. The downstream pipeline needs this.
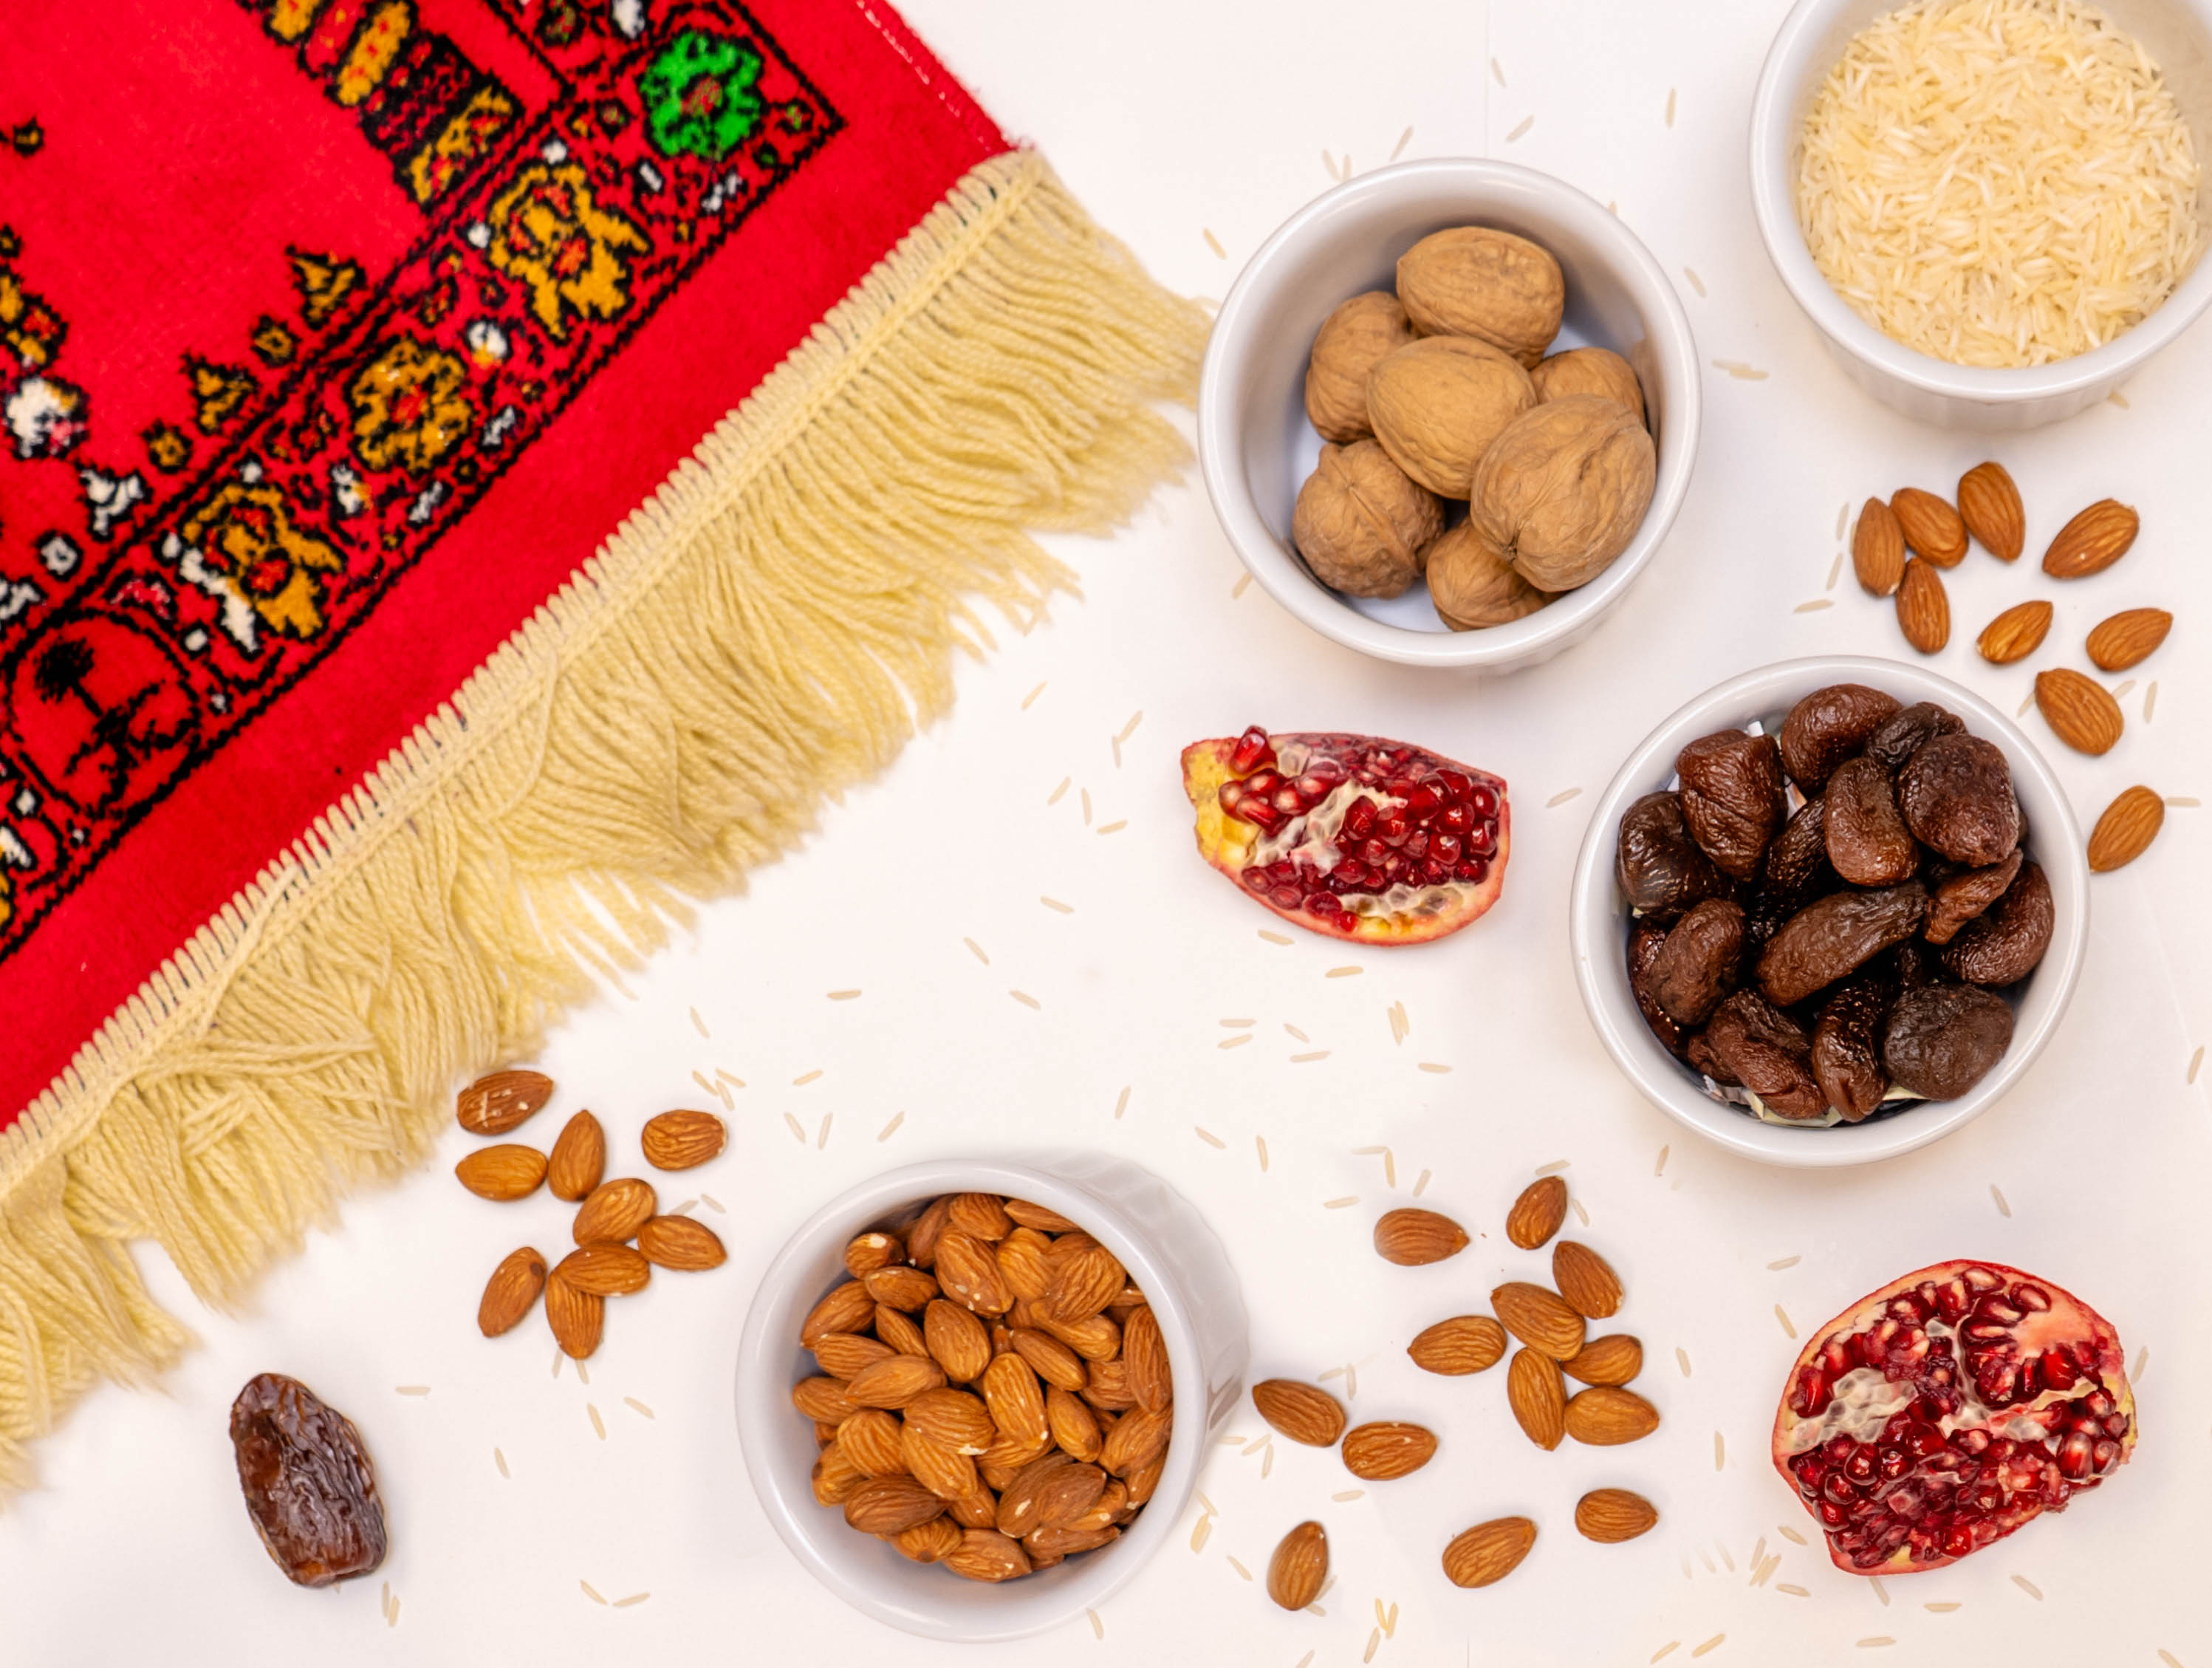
[1750,0,2212,427]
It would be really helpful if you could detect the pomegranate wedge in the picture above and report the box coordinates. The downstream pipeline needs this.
[1180,725,1509,943]
[1773,1259,2134,1576]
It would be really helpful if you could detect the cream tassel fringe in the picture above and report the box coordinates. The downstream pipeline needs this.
[0,151,1208,1494]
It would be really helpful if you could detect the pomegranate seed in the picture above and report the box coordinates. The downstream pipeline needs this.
[1439,803,1471,835]
[1844,1448,1877,1485]
[2092,1438,2122,1472]
[1230,727,1273,773]
[1294,775,1330,800]
[1244,768,1281,796]
[1457,858,1487,882]
[1307,892,1343,915]
[1358,838,1388,867]
[1941,1525,1974,1559]
[1421,858,1450,884]
[1241,867,1267,890]
[2012,1282,2051,1312]
[1218,781,1244,811]
[2083,1390,2114,1418]
[1240,799,1281,830]
[1465,823,1496,858]
[1384,776,1417,800]
[1973,1295,2023,1325]
[1432,833,1462,864]
[1270,883,1302,909]
[1403,784,1440,818]
[1332,860,1366,884]
[1403,830,1430,861]
[1363,865,1387,889]
[1962,1266,1999,1291]
[1936,1280,1971,1322]
[1343,797,1377,840]
[1377,810,1409,846]
[1437,770,1472,801]
[1467,785,1498,816]
[1274,787,1306,815]
[1818,1501,1847,1528]
[1306,756,1347,784]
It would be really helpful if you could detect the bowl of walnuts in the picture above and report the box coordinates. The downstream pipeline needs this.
[1197,157,1702,670]
[735,1155,1249,1641]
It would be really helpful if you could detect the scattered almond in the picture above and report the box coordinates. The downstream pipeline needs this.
[2086,607,2172,671]
[1253,1378,1348,1446]
[2043,498,2138,578]
[1407,1314,1508,1375]
[454,1144,547,1202]
[456,1068,553,1135]
[571,1176,657,1245]
[1373,1206,1469,1265]
[1341,1421,1439,1480]
[544,1269,603,1359]
[1852,497,1905,596]
[1562,1333,1644,1387]
[1956,461,2024,561]
[1505,1175,1568,1249]
[636,1214,726,1271]
[1564,1386,1661,1446]
[546,1110,606,1202]
[1492,1281,1588,1359]
[1507,1346,1566,1450]
[556,1243,651,1296]
[1442,1517,1537,1588]
[1891,487,1967,566]
[2035,668,2125,755]
[1551,1241,1624,1319]
[477,1247,547,1336]
[2087,785,2165,872]
[1896,557,1950,653]
[1267,1521,1329,1611]
[1575,1487,1660,1542]
[1976,600,2052,665]
[639,1109,727,1170]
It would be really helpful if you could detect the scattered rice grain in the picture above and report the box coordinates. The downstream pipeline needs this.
[1858,1639,1895,1649]
[1327,965,1363,978]
[1795,599,1835,613]
[965,936,990,963]
[1096,820,1127,835]
[1871,1576,1890,1605]
[715,1067,744,1090]
[1041,896,1072,914]
[1111,735,1121,768]
[2146,680,2158,720]
[1047,777,1069,806]
[1261,1443,1275,1478]
[2134,1345,2148,1381]
[1284,1023,1309,1042]
[1776,1305,1797,1339]
[581,1581,606,1604]
[1652,1647,1679,1664]
[494,1447,509,1477]
[1191,1516,1213,1553]
[1991,1183,2012,1217]
[1778,1583,1811,1596]
[1546,787,1583,808]
[1081,788,1092,824]
[1256,1135,1270,1171]
[1666,87,1678,126]
[1117,710,1143,743]
[614,1593,649,1609]
[1715,1431,1726,1469]
[2168,796,2201,807]
[1196,1127,1227,1149]
[1768,1255,1801,1270]
[1334,1488,1365,1501]
[552,1351,563,1379]
[784,1112,806,1144]
[1219,1033,1253,1050]
[1778,1524,1807,1545]
[588,1404,606,1440]
[1417,1062,1451,1073]
[1535,1159,1571,1175]
[1692,1636,1725,1659]
[1022,681,1047,711]
[818,1112,832,1149]
[2157,1653,2183,1668]
[395,1385,430,1397]
[1319,1365,1347,1381]
[1290,1050,1329,1063]
[1227,1555,1253,1581]
[1925,1602,1960,1613]
[1700,1550,1716,1573]
[1837,501,1849,539]
[1231,572,1253,598]
[2112,389,2133,409]
[1656,1143,1670,1176]
[1224,1017,1256,1028]
[1572,1198,1589,1226]
[1010,989,1041,1009]
[793,1069,822,1087]
[878,1111,905,1142]
[702,1194,724,1212]
[1088,1609,1105,1641]
[688,1006,708,1038]
[1114,1086,1131,1119]
[2018,692,2035,717]
[1413,1169,1431,1197]
[2190,1045,2204,1084]
[1679,1347,1694,1376]
[1202,228,1226,258]
[691,1069,717,1096]
[1717,1543,1736,1572]
[2114,679,2137,702]
[1491,57,1506,85]
[1713,360,1769,379]
[1828,552,1845,589]
[1391,126,1414,160]
[1685,266,1707,297]
[1324,1195,1358,1209]
[1364,1627,1381,1663]
[1259,929,1292,944]
[1506,114,1534,143]
[671,1198,697,1214]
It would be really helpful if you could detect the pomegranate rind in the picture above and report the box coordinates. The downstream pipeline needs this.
[1179,731,1510,944]
[1772,1259,2134,1576]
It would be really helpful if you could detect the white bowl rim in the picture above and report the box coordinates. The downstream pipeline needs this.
[1196,155,1703,669]
[734,1156,1220,1642]
[1747,0,2212,402]
[1568,654,2090,1169]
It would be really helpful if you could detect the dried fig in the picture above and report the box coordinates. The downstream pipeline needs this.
[1864,701,1964,773]
[1530,346,1645,425]
[1469,395,1656,592]
[1304,291,1414,443]
[1627,920,1685,1055]
[1924,850,2023,946]
[1779,684,1902,792]
[1883,984,2013,1099]
[1688,990,1824,1118]
[1365,335,1536,496]
[1394,226,1564,366]
[1823,755,1919,886]
[1426,520,1552,630]
[1646,898,1746,1025]
[1762,796,1833,909]
[1615,790,1733,921]
[1758,882,1928,1006]
[1897,734,2021,867]
[1811,977,1891,1122]
[1939,861,2052,986]
[1675,730,1786,882]
[1290,440,1442,598]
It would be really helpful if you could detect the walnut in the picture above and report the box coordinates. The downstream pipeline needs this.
[1304,291,1414,443]
[1395,227,1564,366]
[1530,346,1645,427]
[1469,395,1654,592]
[1425,521,1552,630]
[1291,440,1443,598]
[1364,336,1535,498]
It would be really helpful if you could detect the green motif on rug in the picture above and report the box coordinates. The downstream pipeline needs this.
[639,31,765,163]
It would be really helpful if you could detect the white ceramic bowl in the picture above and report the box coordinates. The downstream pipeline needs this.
[1197,157,1701,671]
[1750,0,2212,428]
[735,1155,1249,1642]
[1569,656,2089,1168]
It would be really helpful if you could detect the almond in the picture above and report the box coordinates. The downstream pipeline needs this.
[1100,1405,1171,1478]
[1038,1309,1120,1361]
[1891,487,1968,566]
[843,1230,905,1277]
[1121,1305,1172,1413]
[945,1192,1013,1241]
[1082,1357,1137,1412]
[635,1214,725,1271]
[1504,1175,1568,1248]
[1408,1314,1508,1375]
[901,1423,980,1500]
[904,1196,952,1268]
[1033,1460,1109,1529]
[1852,496,1905,596]
[924,1298,992,1382]
[555,1243,650,1296]
[1027,1522,1119,1559]
[948,1489,1000,1529]
[1044,1238,1125,1323]
[2035,668,2124,755]
[1564,1386,1661,1445]
[812,1332,894,1379]
[942,1528,1032,1582]
[980,1428,1053,1481]
[1976,599,2052,665]
[980,1353,1049,1443]
[1047,1384,1103,1461]
[792,1375,860,1423]
[1340,1420,1437,1480]
[812,1443,865,1506]
[2086,607,2172,671]
[1956,461,2024,561]
[836,1408,908,1477]
[1896,557,1950,653]
[1562,1333,1644,1387]
[1069,1477,1129,1532]
[799,1279,874,1347]
[996,1227,1054,1299]
[1126,1449,1167,1505]
[1575,1487,1660,1543]
[544,1269,603,1358]
[1251,1378,1347,1447]
[1507,1346,1566,1450]
[1442,1517,1537,1588]
[843,1475,946,1537]
[863,1265,939,1310]
[638,1108,727,1170]
[456,1068,552,1135]
[1372,1206,1469,1265]
[1267,1521,1329,1611]
[894,1517,963,1563]
[476,1246,547,1336]
[2088,785,2165,872]
[2044,498,2138,578]
[1491,1281,1588,1359]
[545,1110,606,1201]
[846,1353,947,1409]
[1003,1197,1081,1233]
[1551,1240,1624,1319]
[906,1387,998,1454]
[571,1176,655,1244]
[876,1305,929,1356]
[455,1143,547,1201]
[936,1229,1016,1316]
[996,1452,1074,1537]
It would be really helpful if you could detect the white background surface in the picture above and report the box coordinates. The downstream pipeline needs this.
[7,1,2211,1664]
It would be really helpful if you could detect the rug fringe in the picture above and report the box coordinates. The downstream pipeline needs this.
[0,151,1207,1494]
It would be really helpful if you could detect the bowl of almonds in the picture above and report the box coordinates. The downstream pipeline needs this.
[735,1155,1249,1641]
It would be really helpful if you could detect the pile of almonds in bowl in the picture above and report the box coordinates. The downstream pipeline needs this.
[1850,462,2174,873]
[1293,226,1657,629]
[790,1191,1169,1584]
[451,1069,728,1358]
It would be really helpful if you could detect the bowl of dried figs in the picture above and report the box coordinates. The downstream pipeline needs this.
[734,1155,1248,1641]
[1569,656,2089,1166]
[1197,157,1700,670]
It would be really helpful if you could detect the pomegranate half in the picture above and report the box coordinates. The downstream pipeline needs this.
[1773,1259,2134,1575]
[1180,726,1509,943]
